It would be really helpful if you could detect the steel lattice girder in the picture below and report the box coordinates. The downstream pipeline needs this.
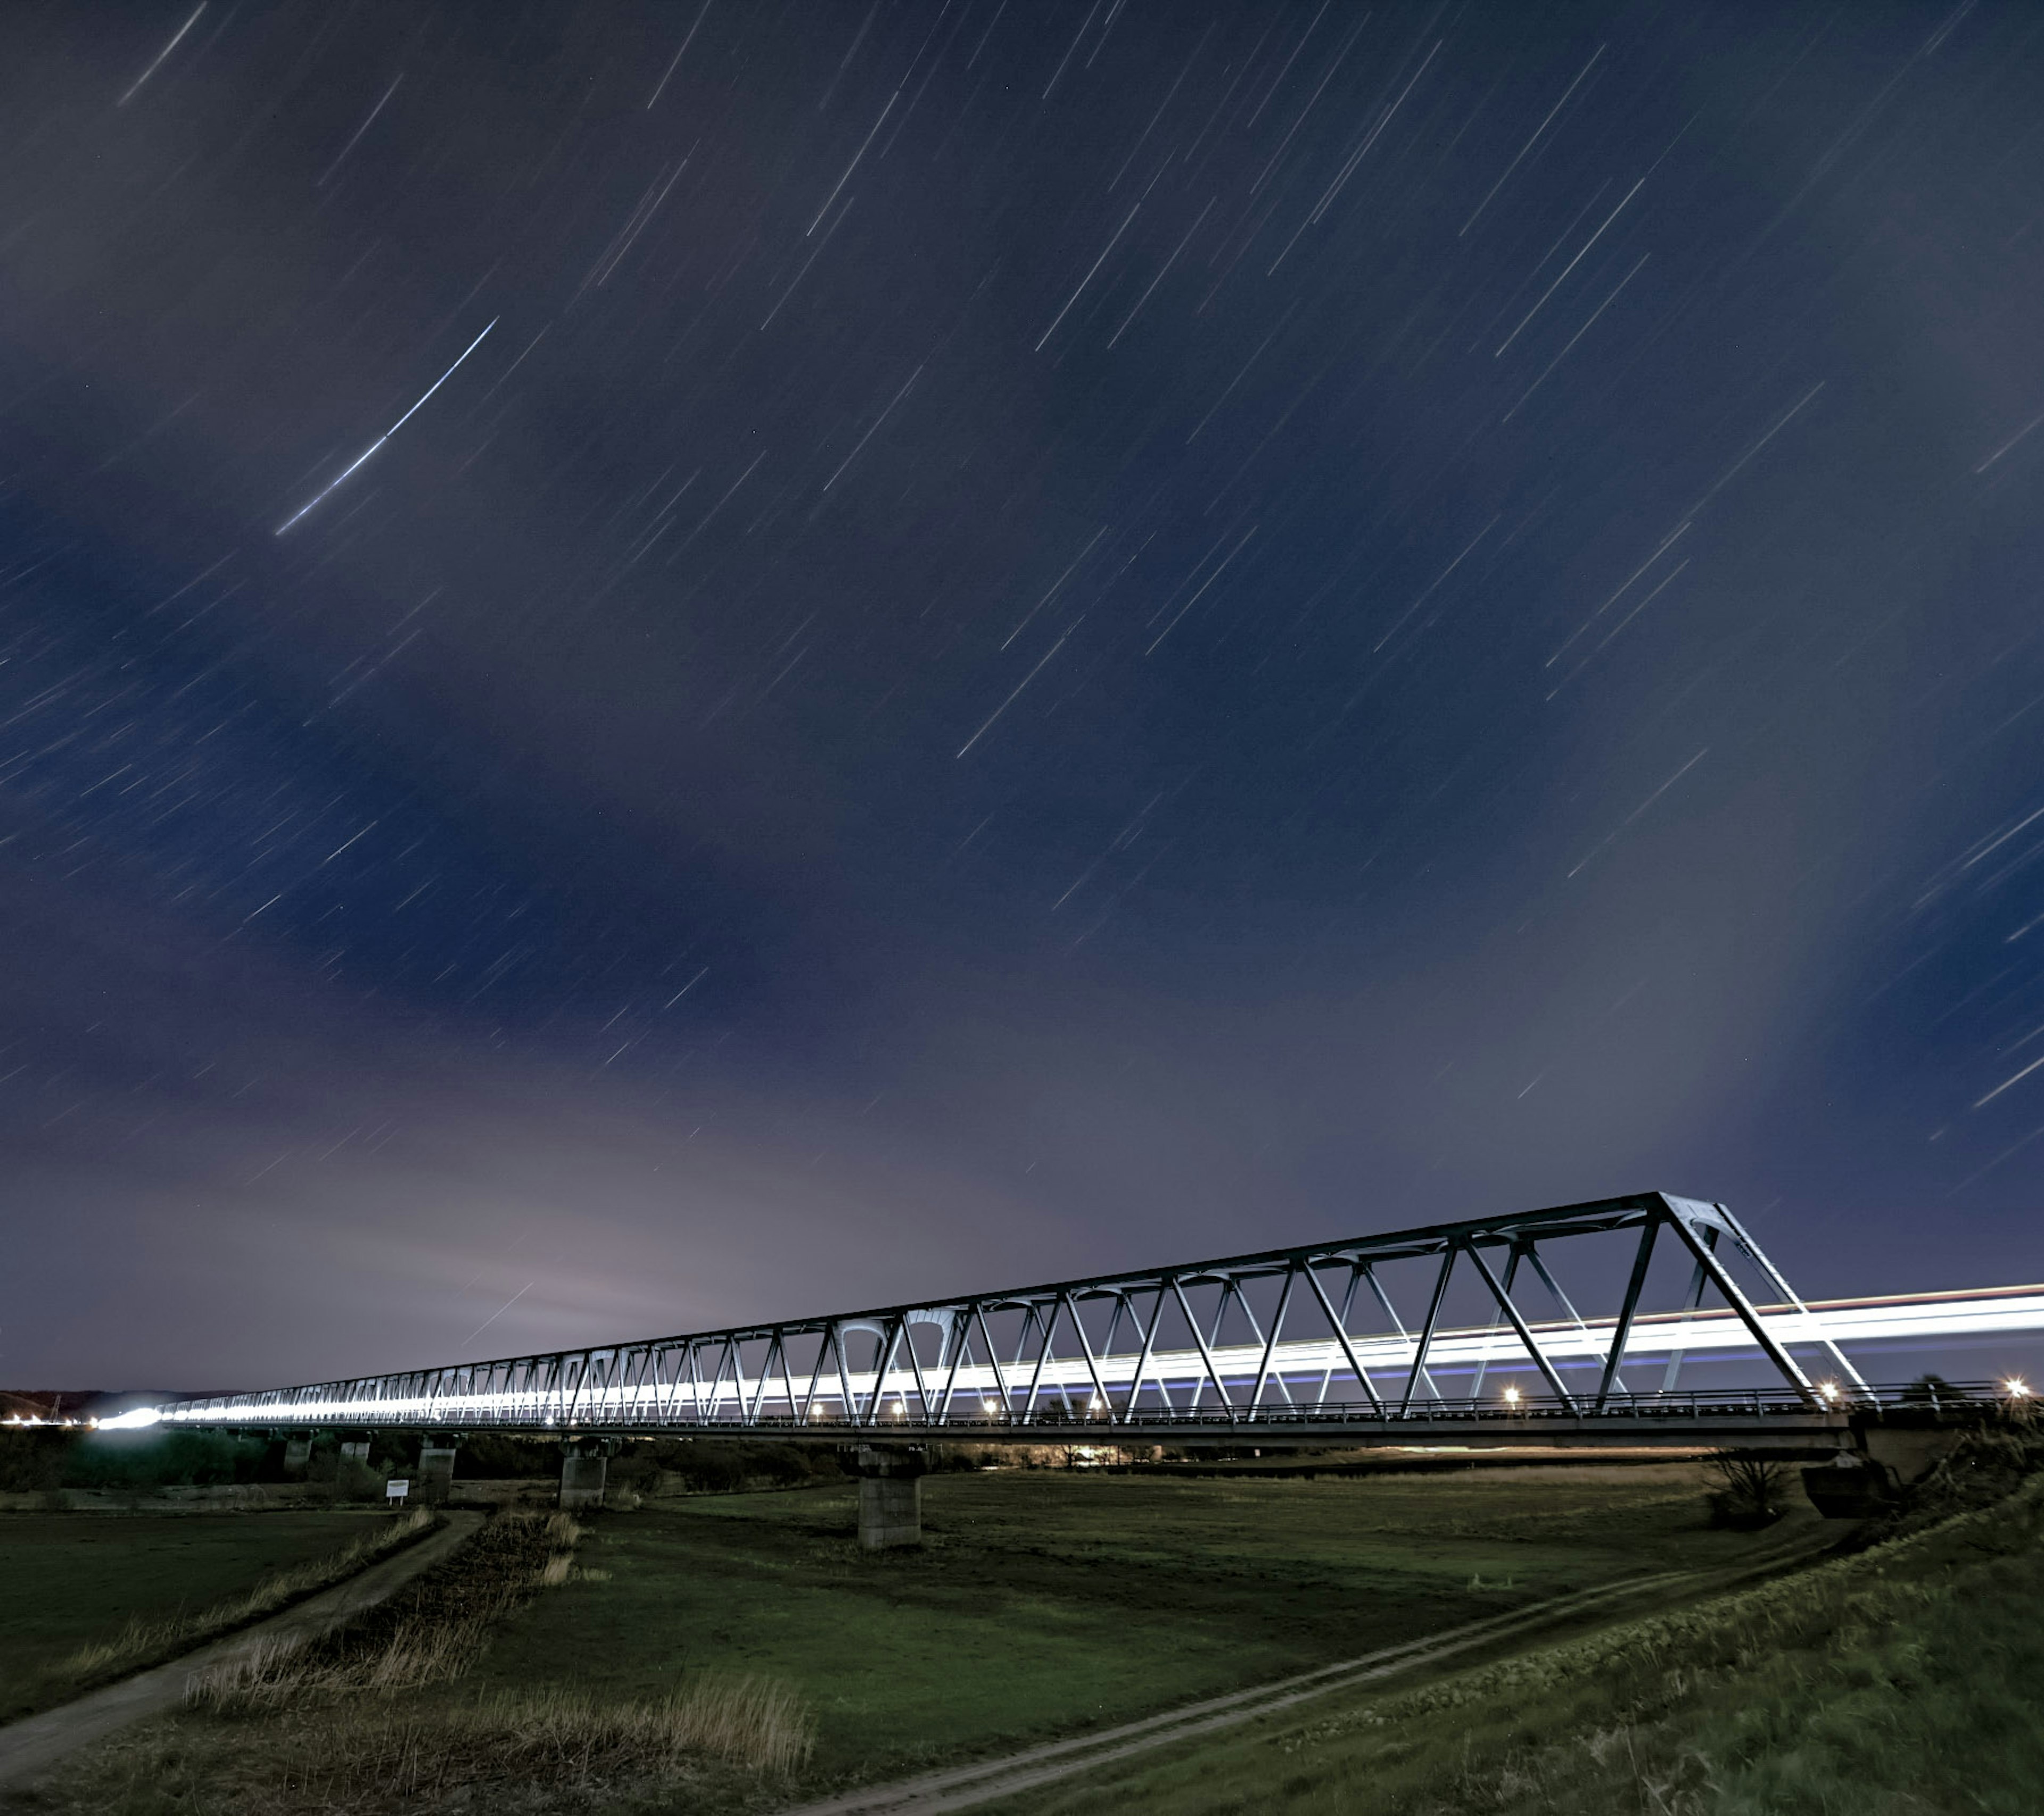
[157,1191,1895,1435]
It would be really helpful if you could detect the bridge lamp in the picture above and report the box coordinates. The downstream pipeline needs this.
[2007,1378,2031,1399]
[1502,1385,1520,1406]
[1816,1381,1840,1402]
[982,1399,999,1415]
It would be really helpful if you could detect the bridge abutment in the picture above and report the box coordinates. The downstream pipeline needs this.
[1852,1420,1964,1484]
[856,1445,926,1548]
[416,1439,459,1504]
[559,1439,614,1510]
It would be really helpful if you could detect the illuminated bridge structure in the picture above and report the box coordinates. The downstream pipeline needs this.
[156,1192,2043,1452]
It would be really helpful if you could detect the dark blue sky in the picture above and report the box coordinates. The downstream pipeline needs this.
[4,1,2042,1387]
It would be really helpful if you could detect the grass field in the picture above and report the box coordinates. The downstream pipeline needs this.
[970,1457,2044,1814]
[460,1461,1801,1786]
[0,1508,398,1720]
[23,1461,1857,1813]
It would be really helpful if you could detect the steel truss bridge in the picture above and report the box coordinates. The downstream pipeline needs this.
[156,1192,2044,1449]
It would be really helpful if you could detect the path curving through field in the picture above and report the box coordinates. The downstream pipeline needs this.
[0,1509,482,1798]
[778,1543,1822,1816]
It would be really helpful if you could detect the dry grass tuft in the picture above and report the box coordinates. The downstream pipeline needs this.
[461,1673,817,1777]
[188,1506,590,1713]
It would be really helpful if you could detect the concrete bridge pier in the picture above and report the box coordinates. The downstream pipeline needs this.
[856,1445,926,1549]
[281,1434,312,1478]
[559,1438,615,1510]
[416,1438,460,1504]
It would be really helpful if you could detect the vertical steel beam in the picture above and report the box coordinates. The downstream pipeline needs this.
[1399,1246,1457,1416]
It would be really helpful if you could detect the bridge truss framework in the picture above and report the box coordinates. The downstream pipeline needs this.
[155,1190,1980,1447]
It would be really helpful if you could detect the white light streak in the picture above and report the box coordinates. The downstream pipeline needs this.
[118,3,205,107]
[276,320,497,535]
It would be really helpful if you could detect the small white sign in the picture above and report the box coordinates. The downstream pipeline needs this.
[385,1478,410,1500]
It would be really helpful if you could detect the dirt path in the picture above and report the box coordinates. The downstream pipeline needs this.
[0,1509,482,1798]
[781,1542,1822,1816]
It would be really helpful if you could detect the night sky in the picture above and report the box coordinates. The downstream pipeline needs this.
[5,2,2042,1390]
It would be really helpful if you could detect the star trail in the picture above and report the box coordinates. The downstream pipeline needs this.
[1,1,2040,1388]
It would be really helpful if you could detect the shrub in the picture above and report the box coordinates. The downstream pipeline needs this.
[1703,1451,1789,1529]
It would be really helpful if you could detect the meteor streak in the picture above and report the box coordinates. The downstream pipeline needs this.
[276,319,497,535]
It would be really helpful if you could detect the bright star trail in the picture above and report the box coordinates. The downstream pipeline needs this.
[0,3,2038,1391]
[275,318,496,534]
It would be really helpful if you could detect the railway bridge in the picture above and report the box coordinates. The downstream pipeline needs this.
[145,1190,2042,1544]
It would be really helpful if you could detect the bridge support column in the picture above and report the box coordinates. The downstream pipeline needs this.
[416,1439,459,1504]
[559,1439,614,1510]
[281,1434,312,1478]
[855,1445,925,1549]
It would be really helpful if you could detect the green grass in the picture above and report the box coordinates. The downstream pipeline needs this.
[969,1469,2044,1814]
[462,1461,1803,1785]
[25,1461,1852,1814]
[0,1509,395,1719]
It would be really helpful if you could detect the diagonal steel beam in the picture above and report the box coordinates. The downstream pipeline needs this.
[1362,1264,1442,1402]
[1524,1243,1624,1394]
[796,1330,828,1424]
[868,1318,905,1426]
[1021,1296,1063,1418]
[973,1303,1013,1416]
[1250,1267,1297,1410]
[1663,1211,1817,1402]
[748,1334,782,1426]
[1469,1245,1523,1402]
[1708,1202,1869,1392]
[1172,1277,1235,1420]
[900,1317,936,1423]
[1400,1247,1457,1416]
[938,1305,976,1423]
[1063,1291,1112,1416]
[1597,1217,1659,1410]
[831,1324,858,1424]
[1304,1262,1383,1411]
[1661,1240,1713,1393]
[1465,1242,1577,1411]
[1127,1287,1172,1415]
